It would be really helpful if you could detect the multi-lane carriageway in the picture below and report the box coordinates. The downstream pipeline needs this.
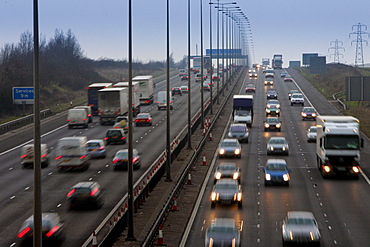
[1,67,370,247]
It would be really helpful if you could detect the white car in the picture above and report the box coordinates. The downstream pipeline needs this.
[267,137,289,155]
[290,93,304,106]
[307,126,317,142]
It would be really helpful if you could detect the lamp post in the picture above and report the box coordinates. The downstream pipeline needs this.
[187,0,192,149]
[200,0,204,128]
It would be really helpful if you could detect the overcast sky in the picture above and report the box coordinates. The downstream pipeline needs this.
[0,0,369,66]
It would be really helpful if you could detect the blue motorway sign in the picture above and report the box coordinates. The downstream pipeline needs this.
[12,87,34,104]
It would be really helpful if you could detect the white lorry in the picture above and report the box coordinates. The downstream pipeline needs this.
[316,116,363,178]
[157,91,173,110]
[98,87,129,125]
[233,95,253,128]
[132,75,154,105]
[113,81,141,116]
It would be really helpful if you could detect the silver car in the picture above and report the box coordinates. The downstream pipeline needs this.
[213,163,241,183]
[307,126,317,142]
[282,211,321,245]
[227,123,249,143]
[218,138,242,158]
[210,179,242,209]
[205,218,240,247]
[267,137,289,155]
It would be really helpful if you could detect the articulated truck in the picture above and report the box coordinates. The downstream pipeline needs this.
[316,116,363,178]
[98,88,129,125]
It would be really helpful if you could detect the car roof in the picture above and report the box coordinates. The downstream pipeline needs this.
[287,211,315,219]
[87,139,104,143]
[215,178,239,185]
[269,137,286,141]
[267,159,287,165]
[72,181,99,188]
[217,162,237,168]
[209,218,237,228]
[222,138,239,143]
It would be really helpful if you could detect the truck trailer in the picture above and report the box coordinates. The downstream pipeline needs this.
[272,54,283,69]
[113,81,141,116]
[316,116,363,178]
[132,75,154,105]
[233,95,253,128]
[87,82,113,115]
[98,88,129,125]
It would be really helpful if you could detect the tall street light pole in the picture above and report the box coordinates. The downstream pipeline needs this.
[187,0,192,149]
[200,0,204,128]
[209,0,213,114]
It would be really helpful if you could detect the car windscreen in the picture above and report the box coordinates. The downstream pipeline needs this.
[87,143,100,148]
[267,164,287,171]
[270,139,285,144]
[218,165,236,171]
[287,218,315,225]
[230,125,246,133]
[235,110,250,116]
[107,130,122,136]
[215,183,238,190]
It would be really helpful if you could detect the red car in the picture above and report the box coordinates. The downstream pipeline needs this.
[135,113,152,126]
[245,83,256,93]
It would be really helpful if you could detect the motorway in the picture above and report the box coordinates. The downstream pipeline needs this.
[183,67,370,247]
[0,71,220,246]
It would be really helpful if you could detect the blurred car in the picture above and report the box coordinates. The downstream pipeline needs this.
[245,83,256,93]
[205,218,241,247]
[17,213,64,247]
[282,211,321,245]
[267,137,289,155]
[171,87,182,96]
[67,181,104,210]
[213,163,241,183]
[264,117,282,131]
[307,126,318,142]
[218,138,242,158]
[301,107,317,120]
[265,104,280,116]
[105,129,126,145]
[290,93,304,106]
[263,159,291,186]
[135,113,152,126]
[112,149,141,170]
[211,73,220,81]
[20,143,50,169]
[266,89,278,99]
[264,78,274,85]
[86,139,107,159]
[281,72,288,78]
[288,89,300,100]
[113,116,129,133]
[201,82,211,91]
[180,74,188,81]
[266,99,280,109]
[210,179,242,209]
[248,69,258,77]
[180,85,189,93]
[284,75,293,82]
[227,123,249,143]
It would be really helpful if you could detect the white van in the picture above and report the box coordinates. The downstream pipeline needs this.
[67,108,88,129]
[55,136,90,171]
[20,143,50,168]
[157,91,173,110]
[74,106,92,123]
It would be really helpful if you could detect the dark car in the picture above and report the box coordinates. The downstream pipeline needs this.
[211,179,242,209]
[86,139,107,159]
[264,78,274,86]
[264,117,282,131]
[227,123,249,143]
[205,218,241,247]
[171,87,182,96]
[245,83,256,93]
[180,74,188,81]
[135,113,152,126]
[112,149,141,170]
[201,82,211,91]
[17,213,65,247]
[263,159,291,186]
[265,104,280,116]
[266,89,278,99]
[301,107,317,121]
[213,163,241,183]
[218,138,242,158]
[105,129,126,145]
[67,181,104,210]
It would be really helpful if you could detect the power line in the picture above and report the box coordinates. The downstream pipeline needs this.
[328,39,344,64]
[349,22,369,67]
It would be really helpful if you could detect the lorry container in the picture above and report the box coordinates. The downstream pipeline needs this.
[157,91,173,110]
[273,54,283,69]
[262,58,270,67]
[132,75,154,105]
[316,116,363,178]
[98,87,129,125]
[87,82,113,115]
[233,95,253,128]
[113,81,141,115]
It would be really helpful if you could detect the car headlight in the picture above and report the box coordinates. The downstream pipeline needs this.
[219,149,225,155]
[234,149,241,155]
[301,113,307,117]
[276,110,280,113]
[352,166,360,173]
[266,109,270,113]
[267,94,271,97]
[283,174,290,181]
[282,146,286,151]
[236,192,242,201]
[265,123,270,128]
[267,104,271,108]
[269,146,274,151]
[215,172,222,179]
[276,123,281,128]
[211,192,218,201]
[323,166,331,172]
[312,113,316,117]
[233,172,239,180]
[265,173,271,181]
[276,104,280,108]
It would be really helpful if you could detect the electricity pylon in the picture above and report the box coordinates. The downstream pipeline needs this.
[328,39,344,64]
[349,23,369,67]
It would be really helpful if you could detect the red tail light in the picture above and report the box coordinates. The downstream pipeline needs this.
[146,119,151,122]
[135,119,139,122]
[132,157,139,163]
[80,155,86,159]
[20,154,28,159]
[18,227,31,238]
[156,101,160,103]
[67,119,71,122]
[41,153,47,158]
[121,137,126,140]
[99,146,105,150]
[90,188,99,196]
[113,159,119,163]
[67,188,76,197]
[55,155,62,160]
[82,118,87,121]
[104,137,108,140]
[88,114,92,117]
[46,226,59,237]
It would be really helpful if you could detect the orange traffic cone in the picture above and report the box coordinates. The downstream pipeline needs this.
[202,154,207,166]
[155,224,166,245]
[92,232,98,247]
[171,197,179,211]
[187,172,192,185]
